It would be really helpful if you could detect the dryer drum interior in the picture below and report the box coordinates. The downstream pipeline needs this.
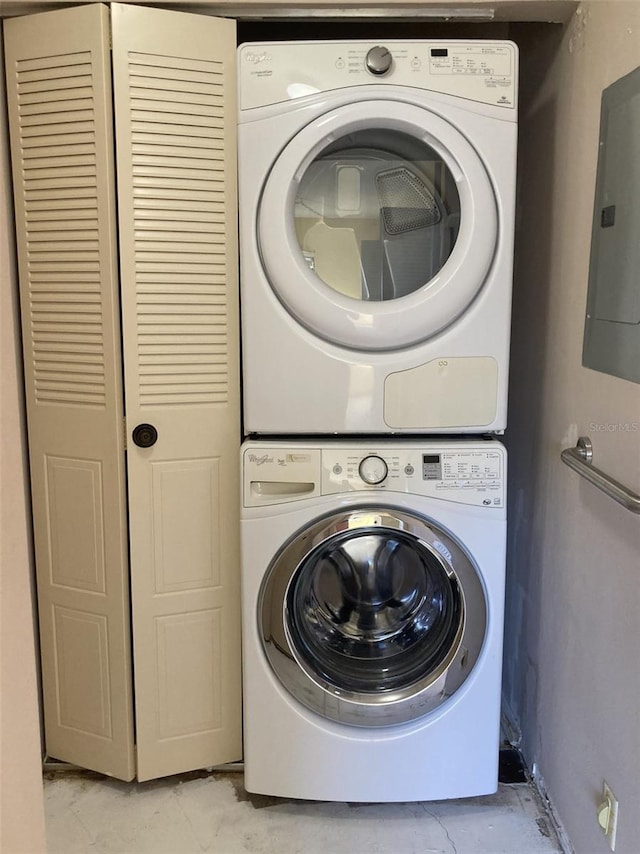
[259,508,488,727]
[294,129,461,302]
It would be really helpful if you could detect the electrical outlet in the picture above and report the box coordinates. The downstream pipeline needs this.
[597,780,619,851]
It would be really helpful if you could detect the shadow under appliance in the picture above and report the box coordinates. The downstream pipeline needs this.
[241,439,507,802]
[238,40,518,435]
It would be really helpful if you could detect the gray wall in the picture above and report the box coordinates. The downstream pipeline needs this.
[504,3,640,852]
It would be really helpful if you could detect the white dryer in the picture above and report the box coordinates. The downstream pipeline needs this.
[241,438,507,801]
[238,40,518,435]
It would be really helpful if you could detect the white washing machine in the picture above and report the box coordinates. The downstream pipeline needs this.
[241,438,507,802]
[238,40,518,435]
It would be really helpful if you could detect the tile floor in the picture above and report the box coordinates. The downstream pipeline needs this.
[44,768,564,854]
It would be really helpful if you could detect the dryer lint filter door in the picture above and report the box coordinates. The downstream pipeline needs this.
[384,357,498,429]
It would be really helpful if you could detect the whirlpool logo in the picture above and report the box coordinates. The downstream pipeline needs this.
[247,453,273,466]
[245,51,272,65]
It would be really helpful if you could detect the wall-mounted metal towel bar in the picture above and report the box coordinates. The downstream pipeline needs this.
[561,436,640,514]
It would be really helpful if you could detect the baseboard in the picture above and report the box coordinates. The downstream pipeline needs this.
[499,701,572,853]
[529,763,574,854]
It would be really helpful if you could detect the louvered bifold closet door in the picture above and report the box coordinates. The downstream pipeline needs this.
[111,4,241,781]
[4,4,135,780]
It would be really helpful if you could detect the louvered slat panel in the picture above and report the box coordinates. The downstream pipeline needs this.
[5,2,135,782]
[127,51,230,407]
[113,5,240,782]
[15,51,105,407]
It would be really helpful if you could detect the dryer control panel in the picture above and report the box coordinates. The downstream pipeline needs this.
[243,441,506,508]
[238,40,518,112]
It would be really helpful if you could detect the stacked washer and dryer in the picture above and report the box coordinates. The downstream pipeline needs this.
[237,40,518,802]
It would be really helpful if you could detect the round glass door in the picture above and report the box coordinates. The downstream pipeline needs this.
[294,129,461,303]
[259,508,487,727]
[258,100,497,352]
[287,527,462,694]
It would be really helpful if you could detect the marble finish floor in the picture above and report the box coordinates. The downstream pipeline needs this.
[44,769,564,854]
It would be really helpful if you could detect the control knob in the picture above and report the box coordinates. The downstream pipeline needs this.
[359,455,388,485]
[365,46,393,76]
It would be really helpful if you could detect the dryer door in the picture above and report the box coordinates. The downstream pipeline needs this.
[259,507,487,726]
[258,100,497,352]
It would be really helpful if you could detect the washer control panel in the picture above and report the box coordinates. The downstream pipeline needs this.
[322,446,505,507]
[243,442,506,508]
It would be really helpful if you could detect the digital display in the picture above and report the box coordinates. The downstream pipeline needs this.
[423,454,441,464]
[430,49,448,58]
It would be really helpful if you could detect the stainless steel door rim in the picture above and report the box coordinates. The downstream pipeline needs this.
[259,507,488,727]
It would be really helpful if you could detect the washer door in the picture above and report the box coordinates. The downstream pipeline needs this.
[258,100,497,352]
[259,508,487,727]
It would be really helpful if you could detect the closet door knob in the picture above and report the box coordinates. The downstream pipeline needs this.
[132,423,158,448]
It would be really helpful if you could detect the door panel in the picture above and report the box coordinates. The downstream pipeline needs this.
[112,3,241,781]
[4,3,135,780]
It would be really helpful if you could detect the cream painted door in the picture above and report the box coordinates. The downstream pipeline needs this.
[4,4,135,780]
[111,4,242,781]
[5,2,242,782]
